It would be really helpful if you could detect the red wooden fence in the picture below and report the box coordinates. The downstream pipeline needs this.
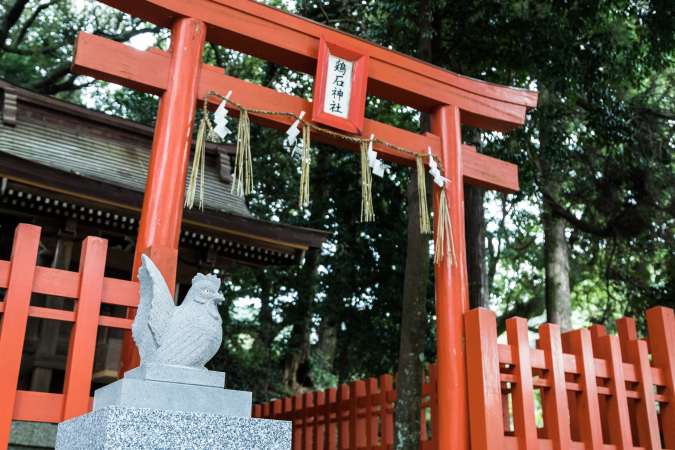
[1,222,673,450]
[0,224,177,449]
[465,308,672,450]
[252,365,438,450]
[253,308,674,450]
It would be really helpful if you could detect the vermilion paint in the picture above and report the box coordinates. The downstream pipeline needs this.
[0,224,41,449]
[0,222,672,450]
[431,105,471,450]
[0,225,141,447]
[117,17,207,377]
[61,237,108,421]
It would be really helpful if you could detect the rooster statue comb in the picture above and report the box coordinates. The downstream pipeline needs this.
[132,254,225,368]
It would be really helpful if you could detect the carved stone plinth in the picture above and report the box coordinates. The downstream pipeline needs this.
[55,406,291,450]
[55,365,290,449]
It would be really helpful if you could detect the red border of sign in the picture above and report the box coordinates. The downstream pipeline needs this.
[312,35,369,135]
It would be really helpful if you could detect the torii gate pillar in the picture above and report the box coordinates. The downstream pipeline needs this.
[432,105,471,450]
[117,18,207,374]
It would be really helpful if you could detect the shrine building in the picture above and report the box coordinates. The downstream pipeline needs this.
[0,78,328,396]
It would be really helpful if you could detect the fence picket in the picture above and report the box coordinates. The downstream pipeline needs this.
[337,384,349,450]
[301,393,310,450]
[563,329,604,450]
[506,317,538,450]
[295,395,303,450]
[589,325,611,444]
[538,323,571,450]
[0,224,41,449]
[627,338,662,450]
[349,381,366,450]
[428,365,438,450]
[325,388,337,450]
[595,332,633,449]
[646,307,675,450]
[62,236,108,420]
[616,317,641,446]
[364,378,377,450]
[313,390,325,450]
[379,375,394,450]
[465,308,504,450]
[284,397,293,423]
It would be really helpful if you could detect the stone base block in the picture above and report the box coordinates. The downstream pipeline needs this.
[93,377,251,417]
[124,363,225,388]
[56,406,291,450]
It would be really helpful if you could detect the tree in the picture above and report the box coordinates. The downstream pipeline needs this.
[0,0,161,99]
[5,0,675,422]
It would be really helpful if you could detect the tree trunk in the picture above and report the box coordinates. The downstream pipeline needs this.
[395,163,430,450]
[316,317,337,364]
[543,208,572,332]
[283,248,321,393]
[465,183,489,309]
[284,145,333,393]
[252,270,277,397]
[394,5,436,448]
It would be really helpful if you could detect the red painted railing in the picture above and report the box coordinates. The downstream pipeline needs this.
[252,364,439,450]
[1,222,673,450]
[466,308,673,450]
[0,223,178,449]
[254,309,674,450]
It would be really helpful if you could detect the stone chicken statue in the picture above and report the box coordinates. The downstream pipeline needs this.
[132,254,225,368]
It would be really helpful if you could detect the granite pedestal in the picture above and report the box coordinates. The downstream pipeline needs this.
[55,364,290,449]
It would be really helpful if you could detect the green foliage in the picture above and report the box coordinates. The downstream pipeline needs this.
[3,0,674,400]
[0,0,161,97]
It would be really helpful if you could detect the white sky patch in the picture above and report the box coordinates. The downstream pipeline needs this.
[129,32,157,51]
[232,296,262,321]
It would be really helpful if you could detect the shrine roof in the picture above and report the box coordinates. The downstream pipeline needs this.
[0,79,329,262]
[0,80,249,216]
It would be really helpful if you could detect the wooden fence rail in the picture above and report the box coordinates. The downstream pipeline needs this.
[254,307,674,450]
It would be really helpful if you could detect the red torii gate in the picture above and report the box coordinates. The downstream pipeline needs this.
[70,1,537,449]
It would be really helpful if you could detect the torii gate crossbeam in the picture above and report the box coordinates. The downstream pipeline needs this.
[68,2,537,450]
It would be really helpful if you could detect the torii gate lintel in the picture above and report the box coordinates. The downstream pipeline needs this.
[73,32,521,194]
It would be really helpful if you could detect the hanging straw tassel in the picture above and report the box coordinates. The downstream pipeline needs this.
[231,109,252,197]
[435,186,457,265]
[360,141,374,222]
[185,120,207,210]
[299,124,311,207]
[416,156,431,234]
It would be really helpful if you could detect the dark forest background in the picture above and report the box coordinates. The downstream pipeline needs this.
[1,0,674,446]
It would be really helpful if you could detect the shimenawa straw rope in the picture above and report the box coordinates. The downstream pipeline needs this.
[185,120,207,210]
[196,91,455,263]
[200,91,445,173]
[416,156,431,234]
[231,109,252,197]
[360,141,374,222]
[299,124,311,207]
[434,188,456,265]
